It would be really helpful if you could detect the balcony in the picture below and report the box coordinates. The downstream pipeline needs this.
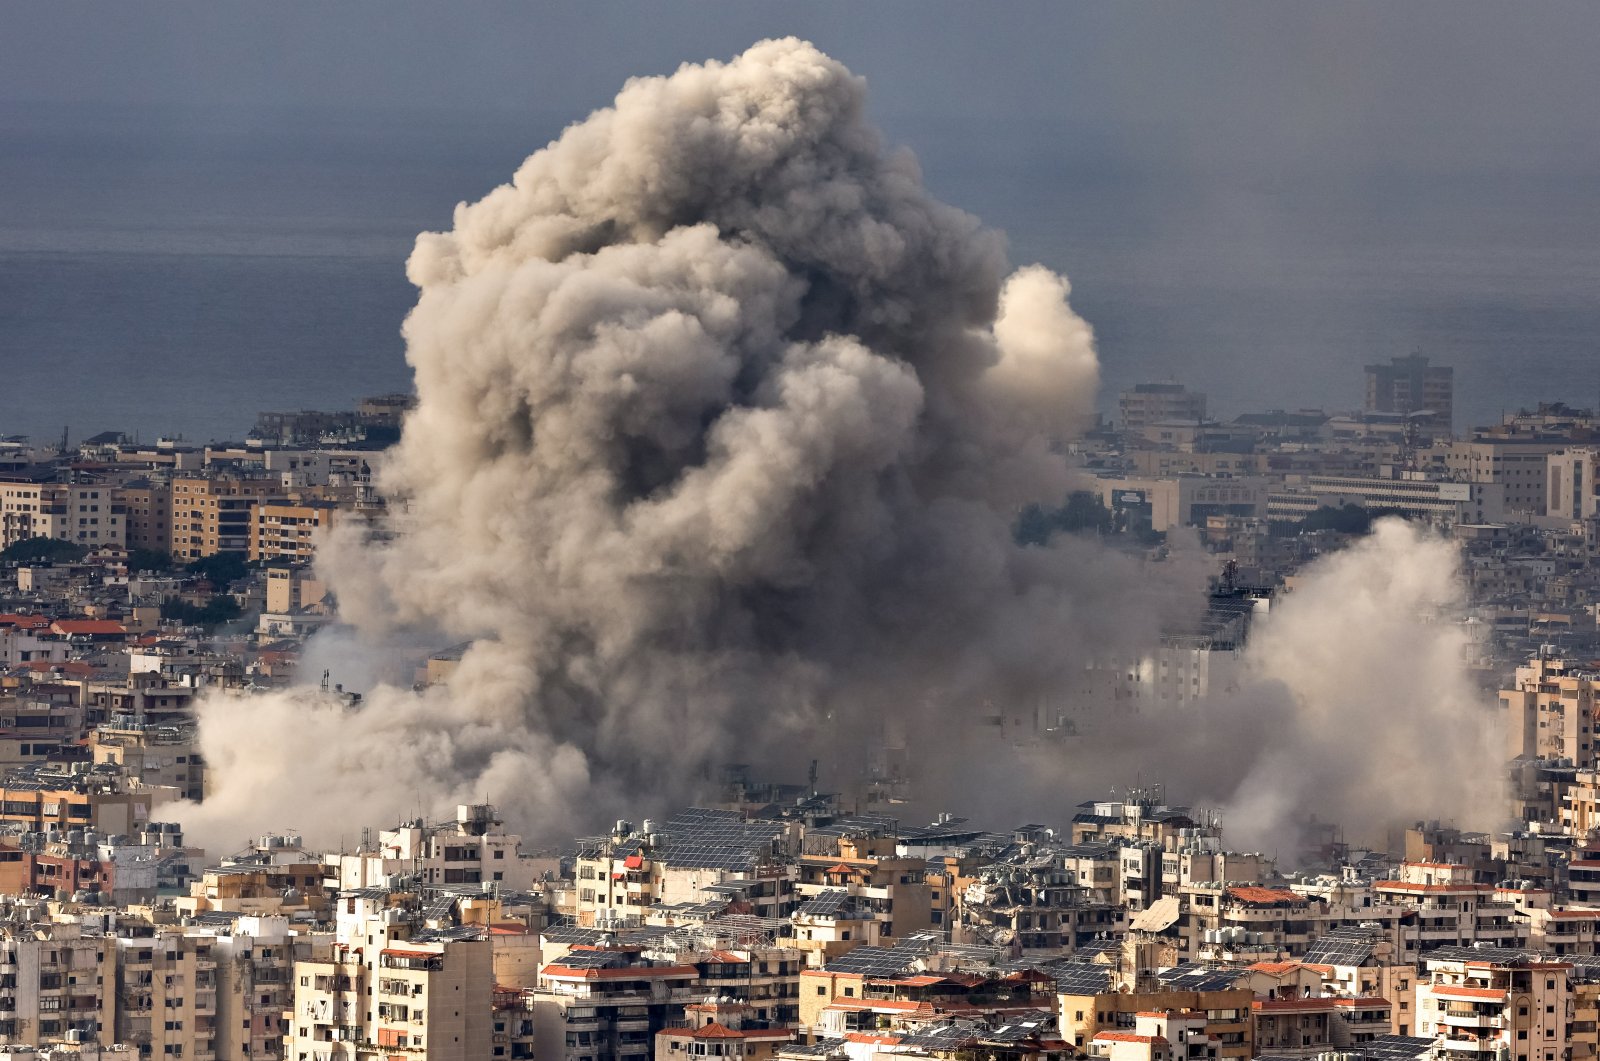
[1441,1013,1505,1030]
[1437,1036,1499,1054]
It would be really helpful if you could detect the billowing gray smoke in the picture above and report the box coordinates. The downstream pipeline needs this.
[185,39,1169,847]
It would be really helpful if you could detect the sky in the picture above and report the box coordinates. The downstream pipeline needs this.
[3,4,1599,438]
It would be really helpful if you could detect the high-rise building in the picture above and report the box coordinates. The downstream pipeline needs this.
[1119,383,1207,434]
[1364,355,1453,432]
[1547,448,1600,520]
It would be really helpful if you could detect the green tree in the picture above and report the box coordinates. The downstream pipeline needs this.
[185,551,249,586]
[127,548,174,573]
[160,594,244,628]
[0,537,87,564]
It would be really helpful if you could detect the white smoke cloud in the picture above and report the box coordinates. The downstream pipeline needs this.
[182,38,1146,850]
[1218,518,1504,854]
[1037,518,1504,860]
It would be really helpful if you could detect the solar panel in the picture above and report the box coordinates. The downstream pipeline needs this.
[1423,945,1536,966]
[1302,927,1381,966]
[551,950,624,970]
[984,1013,1057,1042]
[780,1039,848,1057]
[1156,963,1240,993]
[1356,1036,1435,1061]
[1053,964,1112,995]
[653,808,784,870]
[541,926,607,945]
[901,1023,981,1050]
[807,813,901,838]
[796,889,851,918]
[822,945,920,976]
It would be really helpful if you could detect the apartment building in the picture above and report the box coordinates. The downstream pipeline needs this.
[793,836,932,944]
[1365,355,1453,430]
[1549,449,1600,521]
[1120,384,1207,434]
[656,999,793,1061]
[1180,886,1322,961]
[284,935,493,1061]
[209,915,302,1061]
[1443,440,1565,515]
[328,805,544,894]
[531,948,702,1061]
[0,924,117,1047]
[112,927,219,1061]
[1091,1009,1217,1061]
[0,478,123,551]
[117,481,171,556]
[1415,946,1571,1061]
[1372,862,1524,951]
[1504,655,1600,766]
[249,501,339,564]
[1058,974,1252,1059]
[168,476,282,563]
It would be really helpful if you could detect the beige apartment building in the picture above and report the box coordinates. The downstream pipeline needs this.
[285,936,493,1061]
[0,925,118,1047]
[168,476,283,562]
[0,478,124,551]
[250,500,340,563]
[1120,383,1207,434]
[113,928,219,1061]
[1505,655,1600,766]
[1444,439,1566,515]
[1549,449,1600,521]
[117,481,171,555]
[1415,947,1572,1061]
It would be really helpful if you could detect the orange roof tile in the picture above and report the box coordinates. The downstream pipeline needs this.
[50,619,126,636]
[1226,886,1304,905]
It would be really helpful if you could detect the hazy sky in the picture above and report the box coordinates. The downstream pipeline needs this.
[9,4,1596,172]
[4,4,1600,438]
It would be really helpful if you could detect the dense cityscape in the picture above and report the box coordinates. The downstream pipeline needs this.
[6,14,1600,1061]
[3,351,1600,1061]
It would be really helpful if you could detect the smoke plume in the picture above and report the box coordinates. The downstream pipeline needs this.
[184,39,1163,849]
[1216,518,1503,854]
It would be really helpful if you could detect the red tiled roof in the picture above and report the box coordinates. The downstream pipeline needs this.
[660,1024,792,1041]
[1253,997,1338,1012]
[1226,886,1303,906]
[1095,1032,1169,1044]
[541,963,698,980]
[0,615,51,630]
[51,619,126,636]
[1427,986,1506,1001]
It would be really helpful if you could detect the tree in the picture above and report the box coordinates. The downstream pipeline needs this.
[127,548,174,574]
[185,551,249,586]
[160,594,243,628]
[0,537,87,564]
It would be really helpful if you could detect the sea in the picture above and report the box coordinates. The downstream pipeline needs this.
[2,103,1598,445]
